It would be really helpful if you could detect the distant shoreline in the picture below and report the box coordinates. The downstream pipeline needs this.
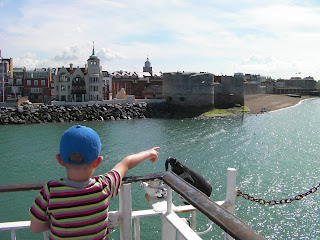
[0,95,317,125]
[244,94,315,114]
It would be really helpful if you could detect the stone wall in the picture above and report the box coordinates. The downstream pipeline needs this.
[0,102,196,125]
[244,82,266,95]
[0,103,148,125]
[162,72,216,108]
[214,76,244,108]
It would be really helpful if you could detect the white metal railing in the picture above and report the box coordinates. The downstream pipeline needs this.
[0,168,238,240]
[0,221,48,240]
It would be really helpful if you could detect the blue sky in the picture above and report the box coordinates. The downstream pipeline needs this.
[1,0,320,79]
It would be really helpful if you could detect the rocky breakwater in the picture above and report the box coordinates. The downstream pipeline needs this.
[0,103,153,125]
[0,102,204,125]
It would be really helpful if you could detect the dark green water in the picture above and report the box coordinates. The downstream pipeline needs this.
[0,98,320,239]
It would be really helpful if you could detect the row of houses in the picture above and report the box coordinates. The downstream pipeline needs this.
[0,47,162,104]
[0,58,53,103]
[1,48,318,108]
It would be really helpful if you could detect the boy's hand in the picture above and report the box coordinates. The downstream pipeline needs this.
[148,147,160,163]
[113,147,160,177]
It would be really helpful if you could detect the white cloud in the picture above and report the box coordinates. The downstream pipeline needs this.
[233,55,297,78]
[1,0,320,79]
[20,52,37,59]
[53,45,82,61]
[0,0,10,7]
[14,57,40,69]
[75,26,83,33]
[98,48,125,61]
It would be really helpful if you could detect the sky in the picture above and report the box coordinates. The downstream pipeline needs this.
[1,0,320,79]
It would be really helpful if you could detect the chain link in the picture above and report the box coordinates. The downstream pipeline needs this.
[236,182,320,206]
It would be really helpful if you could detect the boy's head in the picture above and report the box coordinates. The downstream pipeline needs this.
[60,125,101,165]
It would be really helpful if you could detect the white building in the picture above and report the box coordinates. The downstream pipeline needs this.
[53,45,104,102]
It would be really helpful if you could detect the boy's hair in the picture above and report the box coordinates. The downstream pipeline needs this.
[60,125,101,164]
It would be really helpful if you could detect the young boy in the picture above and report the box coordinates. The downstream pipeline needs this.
[29,125,159,239]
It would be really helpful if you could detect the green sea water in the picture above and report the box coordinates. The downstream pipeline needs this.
[0,98,320,239]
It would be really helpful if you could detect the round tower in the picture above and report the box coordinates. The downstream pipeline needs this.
[143,56,152,74]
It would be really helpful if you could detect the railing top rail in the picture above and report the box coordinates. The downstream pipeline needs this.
[0,171,266,240]
[0,172,165,193]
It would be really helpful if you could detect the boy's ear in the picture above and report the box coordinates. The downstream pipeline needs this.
[92,156,103,168]
[56,154,65,166]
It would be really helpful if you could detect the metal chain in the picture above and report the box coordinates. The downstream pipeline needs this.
[236,182,320,205]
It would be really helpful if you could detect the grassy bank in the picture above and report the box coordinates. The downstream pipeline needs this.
[201,106,250,117]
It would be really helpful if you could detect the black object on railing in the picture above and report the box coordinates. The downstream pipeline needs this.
[165,157,212,197]
[0,171,266,240]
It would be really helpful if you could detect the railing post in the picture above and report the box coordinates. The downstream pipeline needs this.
[119,183,132,240]
[167,186,173,213]
[43,231,48,240]
[161,186,176,240]
[224,168,237,240]
[134,217,140,240]
[10,229,16,240]
[191,211,197,230]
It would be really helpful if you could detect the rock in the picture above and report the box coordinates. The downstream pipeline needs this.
[0,102,176,125]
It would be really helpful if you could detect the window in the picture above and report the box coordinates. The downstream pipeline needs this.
[11,86,19,94]
[8,79,13,85]
[61,85,66,91]
[41,80,46,86]
[89,77,98,83]
[31,88,41,93]
[16,79,22,85]
[60,75,69,82]
[90,86,99,91]
[34,80,38,85]
[27,80,31,86]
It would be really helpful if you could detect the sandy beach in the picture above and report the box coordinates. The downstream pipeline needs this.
[244,94,313,114]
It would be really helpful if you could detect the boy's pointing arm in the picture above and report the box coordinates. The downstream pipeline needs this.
[113,147,160,177]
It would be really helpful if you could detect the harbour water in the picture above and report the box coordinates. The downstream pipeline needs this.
[0,98,320,239]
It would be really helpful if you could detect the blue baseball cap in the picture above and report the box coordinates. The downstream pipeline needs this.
[60,125,101,164]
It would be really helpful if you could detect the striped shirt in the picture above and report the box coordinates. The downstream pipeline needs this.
[30,170,122,240]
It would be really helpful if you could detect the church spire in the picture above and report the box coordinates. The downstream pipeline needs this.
[89,41,98,59]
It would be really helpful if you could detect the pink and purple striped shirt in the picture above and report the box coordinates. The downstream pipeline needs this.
[30,170,122,240]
